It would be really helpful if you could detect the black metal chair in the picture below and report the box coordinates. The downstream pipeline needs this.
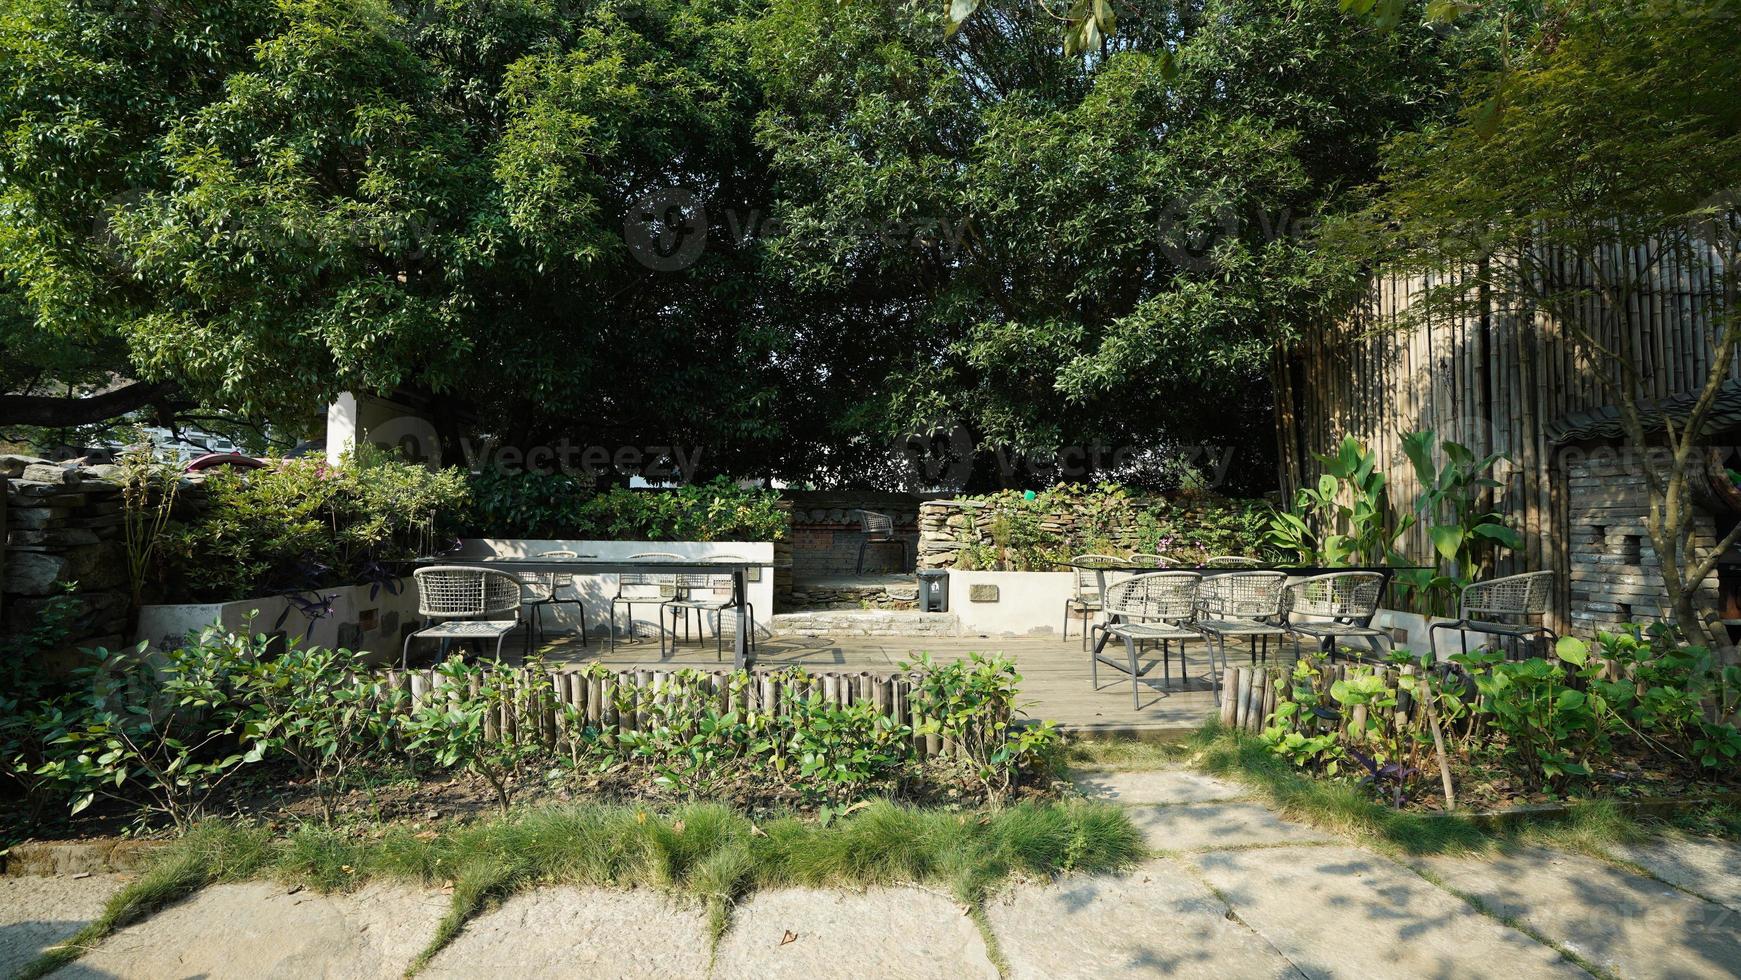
[1428,571,1557,661]
[854,509,909,573]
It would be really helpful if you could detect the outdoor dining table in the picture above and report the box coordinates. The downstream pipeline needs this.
[410,555,761,669]
[1059,560,1422,662]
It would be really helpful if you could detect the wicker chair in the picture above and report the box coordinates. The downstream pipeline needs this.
[1195,571,1288,704]
[854,510,909,573]
[516,550,587,654]
[1284,571,1393,662]
[1094,572,1203,708]
[667,555,759,660]
[1126,553,1170,569]
[609,552,681,656]
[1428,571,1556,661]
[1063,554,1122,650]
[1204,555,1261,568]
[403,566,522,668]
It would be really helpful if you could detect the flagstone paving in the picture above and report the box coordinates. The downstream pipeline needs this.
[1069,768,1252,806]
[1419,846,1741,980]
[1603,833,1741,913]
[0,872,124,978]
[421,887,713,978]
[13,763,1741,978]
[712,886,997,979]
[1196,846,1587,978]
[985,859,1297,979]
[53,880,445,979]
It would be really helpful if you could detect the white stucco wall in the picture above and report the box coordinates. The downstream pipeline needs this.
[946,570,1076,637]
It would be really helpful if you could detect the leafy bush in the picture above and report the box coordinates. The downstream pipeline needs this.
[238,644,404,822]
[1258,624,1741,807]
[401,657,547,815]
[466,471,787,541]
[952,482,1273,571]
[158,449,469,603]
[36,629,272,830]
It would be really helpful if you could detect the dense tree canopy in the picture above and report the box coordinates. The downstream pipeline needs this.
[0,0,1479,488]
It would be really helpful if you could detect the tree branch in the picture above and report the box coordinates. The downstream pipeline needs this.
[0,380,181,428]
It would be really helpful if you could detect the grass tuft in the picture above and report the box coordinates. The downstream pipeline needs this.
[18,823,274,980]
[23,800,1142,977]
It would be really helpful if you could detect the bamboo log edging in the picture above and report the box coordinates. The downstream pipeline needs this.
[368,664,960,759]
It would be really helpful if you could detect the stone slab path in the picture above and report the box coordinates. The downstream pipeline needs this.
[713,886,997,979]
[0,873,125,978]
[10,766,1741,978]
[422,887,713,978]
[1419,846,1741,980]
[51,880,446,979]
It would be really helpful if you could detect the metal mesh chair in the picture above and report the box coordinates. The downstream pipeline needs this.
[403,566,522,668]
[1284,571,1393,662]
[1094,572,1203,708]
[854,510,910,573]
[517,550,588,655]
[668,555,758,660]
[1063,554,1122,650]
[610,552,681,655]
[1428,571,1557,660]
[1196,571,1288,701]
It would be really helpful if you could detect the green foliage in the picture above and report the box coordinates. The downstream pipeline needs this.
[159,451,468,603]
[1268,436,1410,566]
[953,483,1274,570]
[1393,431,1521,612]
[904,653,1060,801]
[400,657,543,815]
[466,472,788,542]
[236,644,404,823]
[0,586,88,812]
[35,630,272,830]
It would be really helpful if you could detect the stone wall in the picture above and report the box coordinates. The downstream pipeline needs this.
[1565,455,1722,635]
[3,456,130,663]
[917,498,1153,569]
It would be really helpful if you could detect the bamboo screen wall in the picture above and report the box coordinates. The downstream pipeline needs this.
[1276,244,1734,632]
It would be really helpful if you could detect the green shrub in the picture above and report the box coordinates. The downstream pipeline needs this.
[158,449,469,603]
[952,482,1273,571]
[466,471,788,541]
[35,629,273,830]
[400,657,547,815]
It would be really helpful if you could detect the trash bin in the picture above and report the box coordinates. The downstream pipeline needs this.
[916,569,949,613]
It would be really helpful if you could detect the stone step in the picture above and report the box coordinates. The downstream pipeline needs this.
[769,610,959,636]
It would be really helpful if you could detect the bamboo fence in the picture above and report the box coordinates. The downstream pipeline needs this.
[369,664,958,759]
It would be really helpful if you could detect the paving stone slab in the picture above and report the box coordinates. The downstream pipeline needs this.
[986,859,1295,979]
[0,873,125,977]
[1196,846,1583,978]
[1070,768,1252,806]
[1128,802,1333,851]
[55,880,445,979]
[1420,846,1741,980]
[422,887,712,978]
[714,886,996,979]
[1605,834,1741,912]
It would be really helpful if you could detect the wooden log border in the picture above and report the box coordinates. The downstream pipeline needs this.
[372,664,957,760]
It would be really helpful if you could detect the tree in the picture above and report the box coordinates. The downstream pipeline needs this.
[1334,1,1741,650]
[751,0,1464,490]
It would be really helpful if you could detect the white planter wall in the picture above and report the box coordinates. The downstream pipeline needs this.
[453,539,776,641]
[946,570,1076,637]
[134,579,420,666]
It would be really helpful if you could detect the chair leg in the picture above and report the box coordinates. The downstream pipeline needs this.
[401,633,415,670]
[856,540,868,574]
[1124,635,1141,709]
[1091,635,1100,690]
[1062,600,1071,643]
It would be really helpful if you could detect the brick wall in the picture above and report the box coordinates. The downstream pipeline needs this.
[782,491,938,581]
[1566,455,1721,635]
